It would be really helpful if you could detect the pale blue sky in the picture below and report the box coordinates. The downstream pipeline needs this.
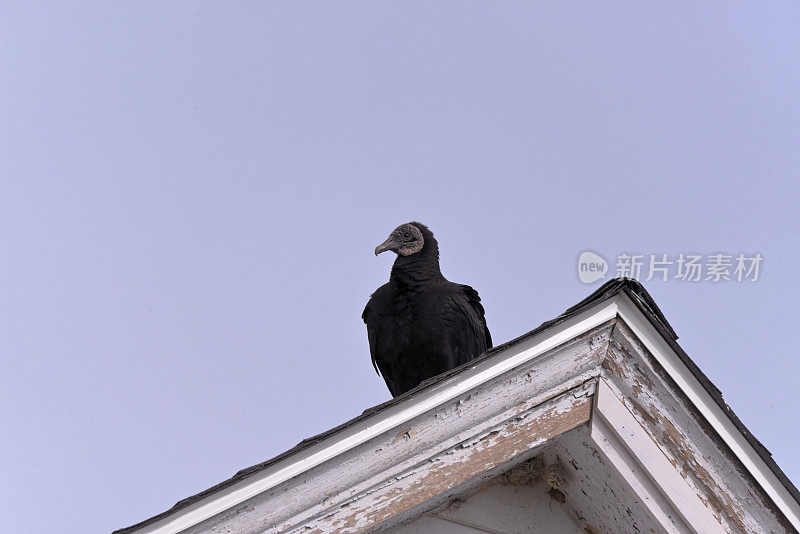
[2,3,799,533]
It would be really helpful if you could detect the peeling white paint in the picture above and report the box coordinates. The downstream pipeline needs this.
[121,292,799,534]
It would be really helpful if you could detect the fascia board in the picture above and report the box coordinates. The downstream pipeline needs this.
[132,298,620,534]
[591,378,721,534]
[616,292,800,532]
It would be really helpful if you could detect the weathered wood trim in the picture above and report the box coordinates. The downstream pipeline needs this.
[591,379,722,533]
[132,301,618,534]
[616,294,800,532]
[604,319,792,532]
[300,380,596,533]
[121,287,800,534]
[542,425,669,533]
[184,326,611,534]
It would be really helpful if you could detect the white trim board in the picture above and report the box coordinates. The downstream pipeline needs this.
[616,293,800,532]
[124,290,800,534]
[591,378,722,533]
[131,299,619,534]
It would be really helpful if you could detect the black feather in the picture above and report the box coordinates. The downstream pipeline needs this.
[362,223,492,397]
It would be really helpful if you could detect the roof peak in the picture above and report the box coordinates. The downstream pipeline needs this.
[114,278,800,534]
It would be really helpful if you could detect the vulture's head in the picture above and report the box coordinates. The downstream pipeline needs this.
[374,222,430,257]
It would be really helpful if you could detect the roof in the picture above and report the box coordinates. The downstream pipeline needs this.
[115,278,800,533]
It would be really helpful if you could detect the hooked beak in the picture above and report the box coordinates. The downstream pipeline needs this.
[374,236,399,256]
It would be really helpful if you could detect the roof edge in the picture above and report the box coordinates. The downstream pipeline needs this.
[114,278,800,534]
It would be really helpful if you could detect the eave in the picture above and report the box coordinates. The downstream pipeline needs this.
[115,279,800,534]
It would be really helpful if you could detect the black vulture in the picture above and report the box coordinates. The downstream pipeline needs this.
[362,222,492,397]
